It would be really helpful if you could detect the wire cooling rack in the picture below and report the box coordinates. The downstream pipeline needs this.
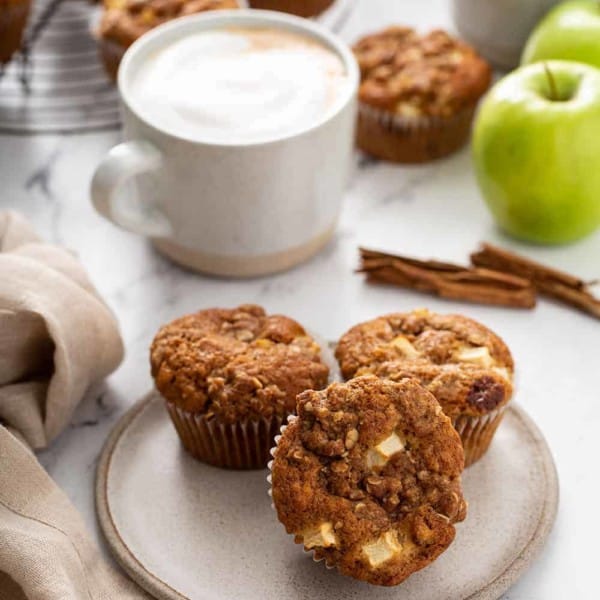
[0,0,120,134]
[0,0,355,135]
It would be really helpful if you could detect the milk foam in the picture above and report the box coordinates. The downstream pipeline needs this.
[128,28,349,143]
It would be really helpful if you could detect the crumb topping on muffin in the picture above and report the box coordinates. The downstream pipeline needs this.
[335,309,513,418]
[352,27,491,118]
[99,0,239,47]
[150,304,329,422]
[271,376,467,586]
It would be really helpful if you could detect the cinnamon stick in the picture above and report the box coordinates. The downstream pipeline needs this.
[471,243,600,319]
[359,248,537,309]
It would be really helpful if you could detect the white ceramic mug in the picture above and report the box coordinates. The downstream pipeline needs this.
[451,0,560,70]
[91,10,359,277]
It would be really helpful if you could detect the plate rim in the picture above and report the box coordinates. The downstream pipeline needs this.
[96,391,559,600]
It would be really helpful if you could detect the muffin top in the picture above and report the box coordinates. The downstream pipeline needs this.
[335,309,513,418]
[150,304,329,423]
[271,376,467,586]
[99,0,239,47]
[352,27,491,118]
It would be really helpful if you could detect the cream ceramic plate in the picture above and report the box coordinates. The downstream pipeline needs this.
[96,391,558,600]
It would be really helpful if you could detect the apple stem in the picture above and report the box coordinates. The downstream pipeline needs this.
[543,63,559,101]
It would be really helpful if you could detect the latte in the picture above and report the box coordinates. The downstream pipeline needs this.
[128,27,350,143]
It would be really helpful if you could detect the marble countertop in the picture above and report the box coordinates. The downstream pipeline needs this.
[1,0,599,598]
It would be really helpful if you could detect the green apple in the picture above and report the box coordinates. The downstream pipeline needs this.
[522,0,600,68]
[472,60,600,244]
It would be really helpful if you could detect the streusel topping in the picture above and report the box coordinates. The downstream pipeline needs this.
[335,309,513,418]
[150,304,329,422]
[353,27,491,118]
[271,376,467,586]
[99,0,239,47]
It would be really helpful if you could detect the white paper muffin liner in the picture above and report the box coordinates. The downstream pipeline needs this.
[358,102,476,134]
[167,403,286,469]
[451,406,506,467]
[267,414,337,569]
[357,101,477,163]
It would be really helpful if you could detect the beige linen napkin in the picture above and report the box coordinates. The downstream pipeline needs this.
[0,211,149,599]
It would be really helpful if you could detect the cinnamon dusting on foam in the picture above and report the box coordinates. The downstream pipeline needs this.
[129,26,349,143]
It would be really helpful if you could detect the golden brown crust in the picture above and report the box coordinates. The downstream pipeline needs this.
[335,309,513,418]
[247,0,334,18]
[98,0,239,48]
[98,37,125,81]
[271,376,466,586]
[0,0,31,64]
[150,304,329,423]
[353,27,492,119]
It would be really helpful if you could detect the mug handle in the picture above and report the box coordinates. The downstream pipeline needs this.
[91,140,173,237]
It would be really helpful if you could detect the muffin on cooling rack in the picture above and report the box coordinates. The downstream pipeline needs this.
[0,0,31,63]
[270,376,467,586]
[247,0,334,18]
[97,0,239,80]
[335,309,514,466]
[150,304,329,469]
[352,27,492,162]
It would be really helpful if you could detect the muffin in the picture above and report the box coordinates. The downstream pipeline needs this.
[335,309,513,466]
[0,0,31,64]
[247,0,334,18]
[150,304,329,469]
[270,376,467,586]
[352,27,492,162]
[97,0,239,80]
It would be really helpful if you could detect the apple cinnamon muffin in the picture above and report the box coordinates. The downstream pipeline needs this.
[97,0,239,80]
[270,376,467,586]
[247,0,334,18]
[335,309,513,466]
[0,0,31,64]
[352,27,492,162]
[150,304,329,469]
